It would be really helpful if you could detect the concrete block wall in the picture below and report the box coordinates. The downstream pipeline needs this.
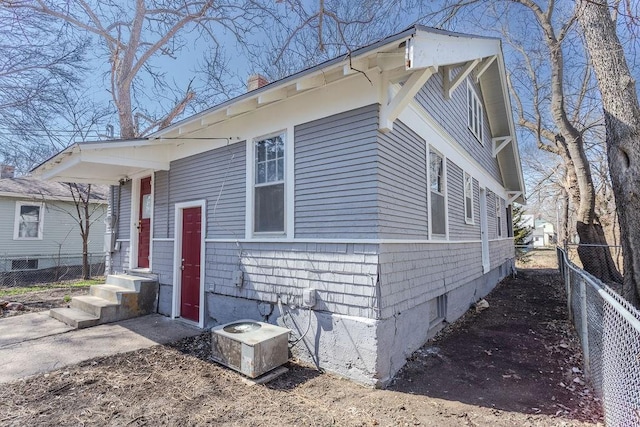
[205,242,379,320]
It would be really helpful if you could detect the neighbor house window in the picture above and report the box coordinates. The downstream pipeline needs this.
[14,202,44,240]
[11,259,38,270]
[464,172,474,224]
[254,133,285,233]
[467,80,483,143]
[429,148,446,237]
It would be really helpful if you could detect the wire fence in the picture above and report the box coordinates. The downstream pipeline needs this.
[0,253,106,287]
[557,246,640,426]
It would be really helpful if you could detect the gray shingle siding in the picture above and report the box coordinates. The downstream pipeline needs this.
[205,242,379,318]
[414,68,502,185]
[378,242,483,319]
[295,105,379,238]
[378,120,429,239]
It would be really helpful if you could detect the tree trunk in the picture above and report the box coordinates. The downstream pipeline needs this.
[577,0,640,305]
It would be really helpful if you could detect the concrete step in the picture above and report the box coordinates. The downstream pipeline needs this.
[49,307,100,329]
[106,274,156,292]
[71,295,118,319]
[90,284,137,304]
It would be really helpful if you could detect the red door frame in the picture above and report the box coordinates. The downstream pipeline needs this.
[137,176,152,268]
[180,206,201,323]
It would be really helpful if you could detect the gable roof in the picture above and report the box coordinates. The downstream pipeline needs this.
[0,176,108,202]
[32,25,525,202]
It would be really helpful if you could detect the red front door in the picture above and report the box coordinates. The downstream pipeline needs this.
[180,207,201,322]
[137,176,152,268]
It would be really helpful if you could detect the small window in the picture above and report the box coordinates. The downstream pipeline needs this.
[11,259,38,270]
[467,80,483,143]
[429,148,446,237]
[254,133,285,233]
[496,197,503,237]
[14,202,44,240]
[463,172,474,224]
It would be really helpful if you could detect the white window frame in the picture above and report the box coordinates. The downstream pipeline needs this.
[467,80,484,143]
[427,146,448,240]
[463,172,474,225]
[246,129,293,238]
[13,201,45,240]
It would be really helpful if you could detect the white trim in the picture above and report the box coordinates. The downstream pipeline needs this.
[0,192,106,203]
[479,187,490,273]
[172,199,207,329]
[427,146,448,240]
[246,128,293,239]
[203,237,493,244]
[13,201,45,240]
[130,175,153,269]
[115,238,130,242]
[152,238,175,242]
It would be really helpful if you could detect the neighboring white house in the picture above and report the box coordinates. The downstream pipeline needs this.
[33,26,525,386]
[522,215,556,247]
[0,165,108,283]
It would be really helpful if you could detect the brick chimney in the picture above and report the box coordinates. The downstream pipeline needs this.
[0,165,15,179]
[247,74,269,92]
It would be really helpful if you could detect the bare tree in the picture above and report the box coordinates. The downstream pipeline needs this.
[6,0,271,138]
[577,0,640,305]
[0,5,87,171]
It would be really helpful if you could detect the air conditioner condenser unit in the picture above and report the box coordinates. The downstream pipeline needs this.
[211,320,290,378]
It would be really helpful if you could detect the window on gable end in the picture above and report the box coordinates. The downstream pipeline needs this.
[467,80,484,143]
[464,172,474,224]
[254,133,285,233]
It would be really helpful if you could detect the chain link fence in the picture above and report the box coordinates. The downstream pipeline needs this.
[557,247,640,426]
[566,243,624,274]
[0,253,106,287]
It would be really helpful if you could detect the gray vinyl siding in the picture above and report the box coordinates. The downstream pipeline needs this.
[414,68,502,184]
[447,160,481,240]
[163,142,246,239]
[153,170,170,239]
[152,240,173,285]
[378,120,429,239]
[0,197,106,260]
[295,104,379,238]
[117,181,131,239]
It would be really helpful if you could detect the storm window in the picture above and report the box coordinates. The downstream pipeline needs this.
[254,133,285,233]
[14,202,44,240]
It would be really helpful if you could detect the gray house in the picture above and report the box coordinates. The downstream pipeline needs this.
[0,165,108,283]
[34,26,525,386]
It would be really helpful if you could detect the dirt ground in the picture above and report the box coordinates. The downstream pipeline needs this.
[0,252,603,426]
[0,286,90,319]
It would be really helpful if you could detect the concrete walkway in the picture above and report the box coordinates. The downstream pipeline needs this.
[0,313,202,384]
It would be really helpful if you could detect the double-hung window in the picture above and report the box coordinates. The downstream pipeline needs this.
[429,148,446,237]
[14,202,44,240]
[254,133,285,233]
[467,80,483,143]
[464,172,474,224]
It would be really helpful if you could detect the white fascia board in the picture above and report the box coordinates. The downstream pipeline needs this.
[0,192,106,203]
[493,51,526,198]
[407,32,501,70]
[38,155,82,181]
